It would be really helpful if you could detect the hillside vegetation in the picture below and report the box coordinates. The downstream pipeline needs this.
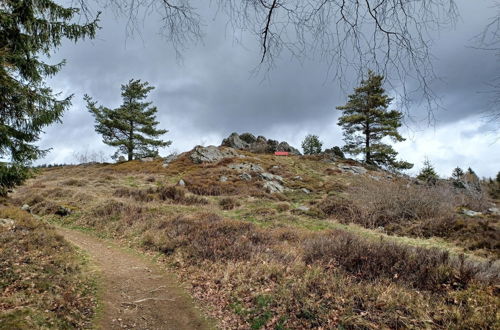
[0,205,96,329]
[12,149,500,329]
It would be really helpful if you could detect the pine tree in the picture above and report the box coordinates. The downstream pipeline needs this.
[336,70,412,170]
[451,167,464,180]
[86,79,171,161]
[301,134,323,155]
[417,159,438,184]
[0,1,98,195]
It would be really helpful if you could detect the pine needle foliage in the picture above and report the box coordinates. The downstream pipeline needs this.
[85,79,171,161]
[301,134,323,155]
[417,159,439,184]
[0,0,99,195]
[336,71,412,170]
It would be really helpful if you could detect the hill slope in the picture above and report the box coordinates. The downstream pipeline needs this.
[12,147,500,328]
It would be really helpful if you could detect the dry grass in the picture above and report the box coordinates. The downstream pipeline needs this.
[0,205,96,329]
[10,155,500,329]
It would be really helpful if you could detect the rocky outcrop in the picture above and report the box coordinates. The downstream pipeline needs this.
[162,153,180,167]
[339,164,368,175]
[260,172,284,182]
[263,181,286,193]
[323,146,345,159]
[227,163,264,172]
[190,146,240,164]
[0,218,15,229]
[221,132,301,155]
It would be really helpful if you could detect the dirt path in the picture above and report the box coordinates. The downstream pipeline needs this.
[57,227,213,330]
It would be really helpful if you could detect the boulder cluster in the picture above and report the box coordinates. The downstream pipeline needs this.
[221,132,301,155]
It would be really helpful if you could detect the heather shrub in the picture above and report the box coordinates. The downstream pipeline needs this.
[219,197,240,210]
[303,230,497,291]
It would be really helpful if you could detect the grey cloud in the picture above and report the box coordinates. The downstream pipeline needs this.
[34,0,498,177]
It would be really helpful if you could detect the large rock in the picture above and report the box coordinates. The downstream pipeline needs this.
[190,146,240,164]
[162,153,180,167]
[221,133,249,150]
[339,165,368,175]
[0,218,15,229]
[260,172,284,182]
[324,146,345,159]
[228,163,264,172]
[263,181,286,193]
[220,132,301,155]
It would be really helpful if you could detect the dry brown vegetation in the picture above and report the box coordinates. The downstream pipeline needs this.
[0,205,96,328]
[318,180,500,257]
[10,155,500,329]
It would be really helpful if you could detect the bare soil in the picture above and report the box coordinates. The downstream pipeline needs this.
[57,227,213,330]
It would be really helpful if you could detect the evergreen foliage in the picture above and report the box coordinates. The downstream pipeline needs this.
[417,159,439,184]
[0,0,98,195]
[336,71,412,170]
[451,167,464,180]
[301,134,323,155]
[85,79,171,161]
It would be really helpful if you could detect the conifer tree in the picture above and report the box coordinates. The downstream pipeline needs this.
[0,1,98,195]
[452,167,464,180]
[417,159,439,184]
[85,79,171,161]
[301,134,323,155]
[336,70,412,170]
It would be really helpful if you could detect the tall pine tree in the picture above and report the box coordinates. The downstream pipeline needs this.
[85,79,171,161]
[336,70,412,170]
[0,1,98,195]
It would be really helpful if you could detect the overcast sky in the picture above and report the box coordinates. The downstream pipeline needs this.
[38,0,499,178]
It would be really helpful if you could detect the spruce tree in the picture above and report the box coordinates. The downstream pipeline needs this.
[0,1,98,195]
[301,134,323,155]
[85,79,171,161]
[417,159,439,184]
[336,70,412,170]
[452,167,464,180]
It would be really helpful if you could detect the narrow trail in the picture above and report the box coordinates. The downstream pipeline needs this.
[57,227,213,330]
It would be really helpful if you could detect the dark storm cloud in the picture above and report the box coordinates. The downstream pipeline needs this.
[36,0,498,176]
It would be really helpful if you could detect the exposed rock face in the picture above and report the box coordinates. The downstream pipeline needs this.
[239,173,252,181]
[463,209,482,217]
[221,132,301,155]
[324,146,345,159]
[0,218,15,229]
[487,207,499,215]
[263,181,286,193]
[339,165,368,175]
[260,172,284,182]
[162,153,179,167]
[228,163,264,172]
[190,146,240,164]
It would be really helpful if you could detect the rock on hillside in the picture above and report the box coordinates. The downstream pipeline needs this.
[221,132,301,155]
[190,145,241,164]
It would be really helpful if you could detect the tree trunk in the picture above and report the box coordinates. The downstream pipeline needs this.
[128,121,134,161]
[365,116,371,164]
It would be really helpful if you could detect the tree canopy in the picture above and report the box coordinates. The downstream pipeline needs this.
[0,0,98,194]
[301,134,323,155]
[85,79,171,161]
[337,70,412,170]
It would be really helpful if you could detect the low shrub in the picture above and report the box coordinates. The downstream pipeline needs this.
[219,197,240,210]
[0,206,95,328]
[303,230,498,291]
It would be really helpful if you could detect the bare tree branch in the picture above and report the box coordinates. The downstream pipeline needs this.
[75,0,462,116]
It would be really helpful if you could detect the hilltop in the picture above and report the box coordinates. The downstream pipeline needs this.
[4,137,500,329]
